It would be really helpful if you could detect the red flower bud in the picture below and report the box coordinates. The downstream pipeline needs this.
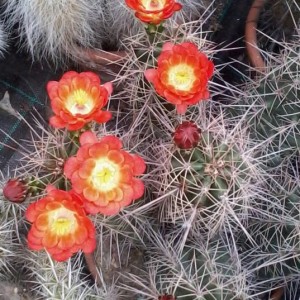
[3,178,27,203]
[173,121,201,149]
[158,295,176,300]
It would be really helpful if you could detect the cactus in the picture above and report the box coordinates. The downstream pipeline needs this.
[120,227,254,299]
[224,14,300,292]
[2,0,105,64]
[0,21,8,57]
[230,39,300,167]
[238,160,300,289]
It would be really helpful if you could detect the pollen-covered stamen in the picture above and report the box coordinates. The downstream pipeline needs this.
[65,89,95,115]
[90,160,120,191]
[168,64,196,91]
[49,208,77,236]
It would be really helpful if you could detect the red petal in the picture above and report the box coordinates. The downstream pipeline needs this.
[58,235,75,250]
[57,84,71,100]
[67,121,87,131]
[98,202,121,216]
[27,230,43,246]
[173,3,182,11]
[113,187,124,202]
[49,116,67,129]
[52,250,73,262]
[46,81,58,97]
[81,72,100,84]
[120,184,134,202]
[93,111,112,123]
[25,203,39,222]
[144,69,157,83]
[176,104,188,114]
[82,238,96,253]
[76,145,90,161]
[88,143,109,158]
[100,136,122,150]
[132,178,145,200]
[83,187,99,202]
[120,166,133,183]
[132,155,146,175]
[42,232,59,248]
[70,172,87,194]
[107,150,124,165]
[83,201,101,214]
[74,224,88,244]
[79,131,98,145]
[45,184,56,193]
[162,42,175,52]
[64,157,80,179]
[89,85,101,100]
[35,213,49,231]
[102,82,113,96]
[78,159,96,179]
[62,71,79,80]
[28,240,43,251]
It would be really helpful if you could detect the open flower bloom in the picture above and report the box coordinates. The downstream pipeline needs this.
[25,189,96,261]
[47,71,112,131]
[64,131,146,215]
[145,42,214,114]
[125,0,182,24]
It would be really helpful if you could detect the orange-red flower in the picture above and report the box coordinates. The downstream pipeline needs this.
[47,71,112,131]
[125,0,182,24]
[64,131,146,215]
[145,42,214,114]
[25,188,96,261]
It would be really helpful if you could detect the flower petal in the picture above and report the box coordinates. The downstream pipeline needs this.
[49,116,67,128]
[80,131,98,145]
[144,69,157,83]
[102,82,113,96]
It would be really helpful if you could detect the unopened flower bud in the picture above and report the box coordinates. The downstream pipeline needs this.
[3,178,27,203]
[158,295,176,300]
[173,121,201,149]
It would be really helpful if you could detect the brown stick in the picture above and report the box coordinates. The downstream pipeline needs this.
[245,0,267,71]
[270,287,284,300]
[77,48,128,66]
[84,252,99,284]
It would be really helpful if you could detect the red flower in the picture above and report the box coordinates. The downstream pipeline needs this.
[125,0,182,24]
[3,178,27,203]
[64,131,146,215]
[47,71,112,131]
[145,42,214,114]
[173,121,201,149]
[25,189,96,261]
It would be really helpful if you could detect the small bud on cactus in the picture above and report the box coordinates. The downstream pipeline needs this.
[158,295,176,300]
[173,121,201,149]
[3,178,27,203]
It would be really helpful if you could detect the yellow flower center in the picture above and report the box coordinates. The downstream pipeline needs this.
[167,64,196,91]
[49,208,77,236]
[90,160,120,192]
[65,89,95,115]
[142,0,165,10]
